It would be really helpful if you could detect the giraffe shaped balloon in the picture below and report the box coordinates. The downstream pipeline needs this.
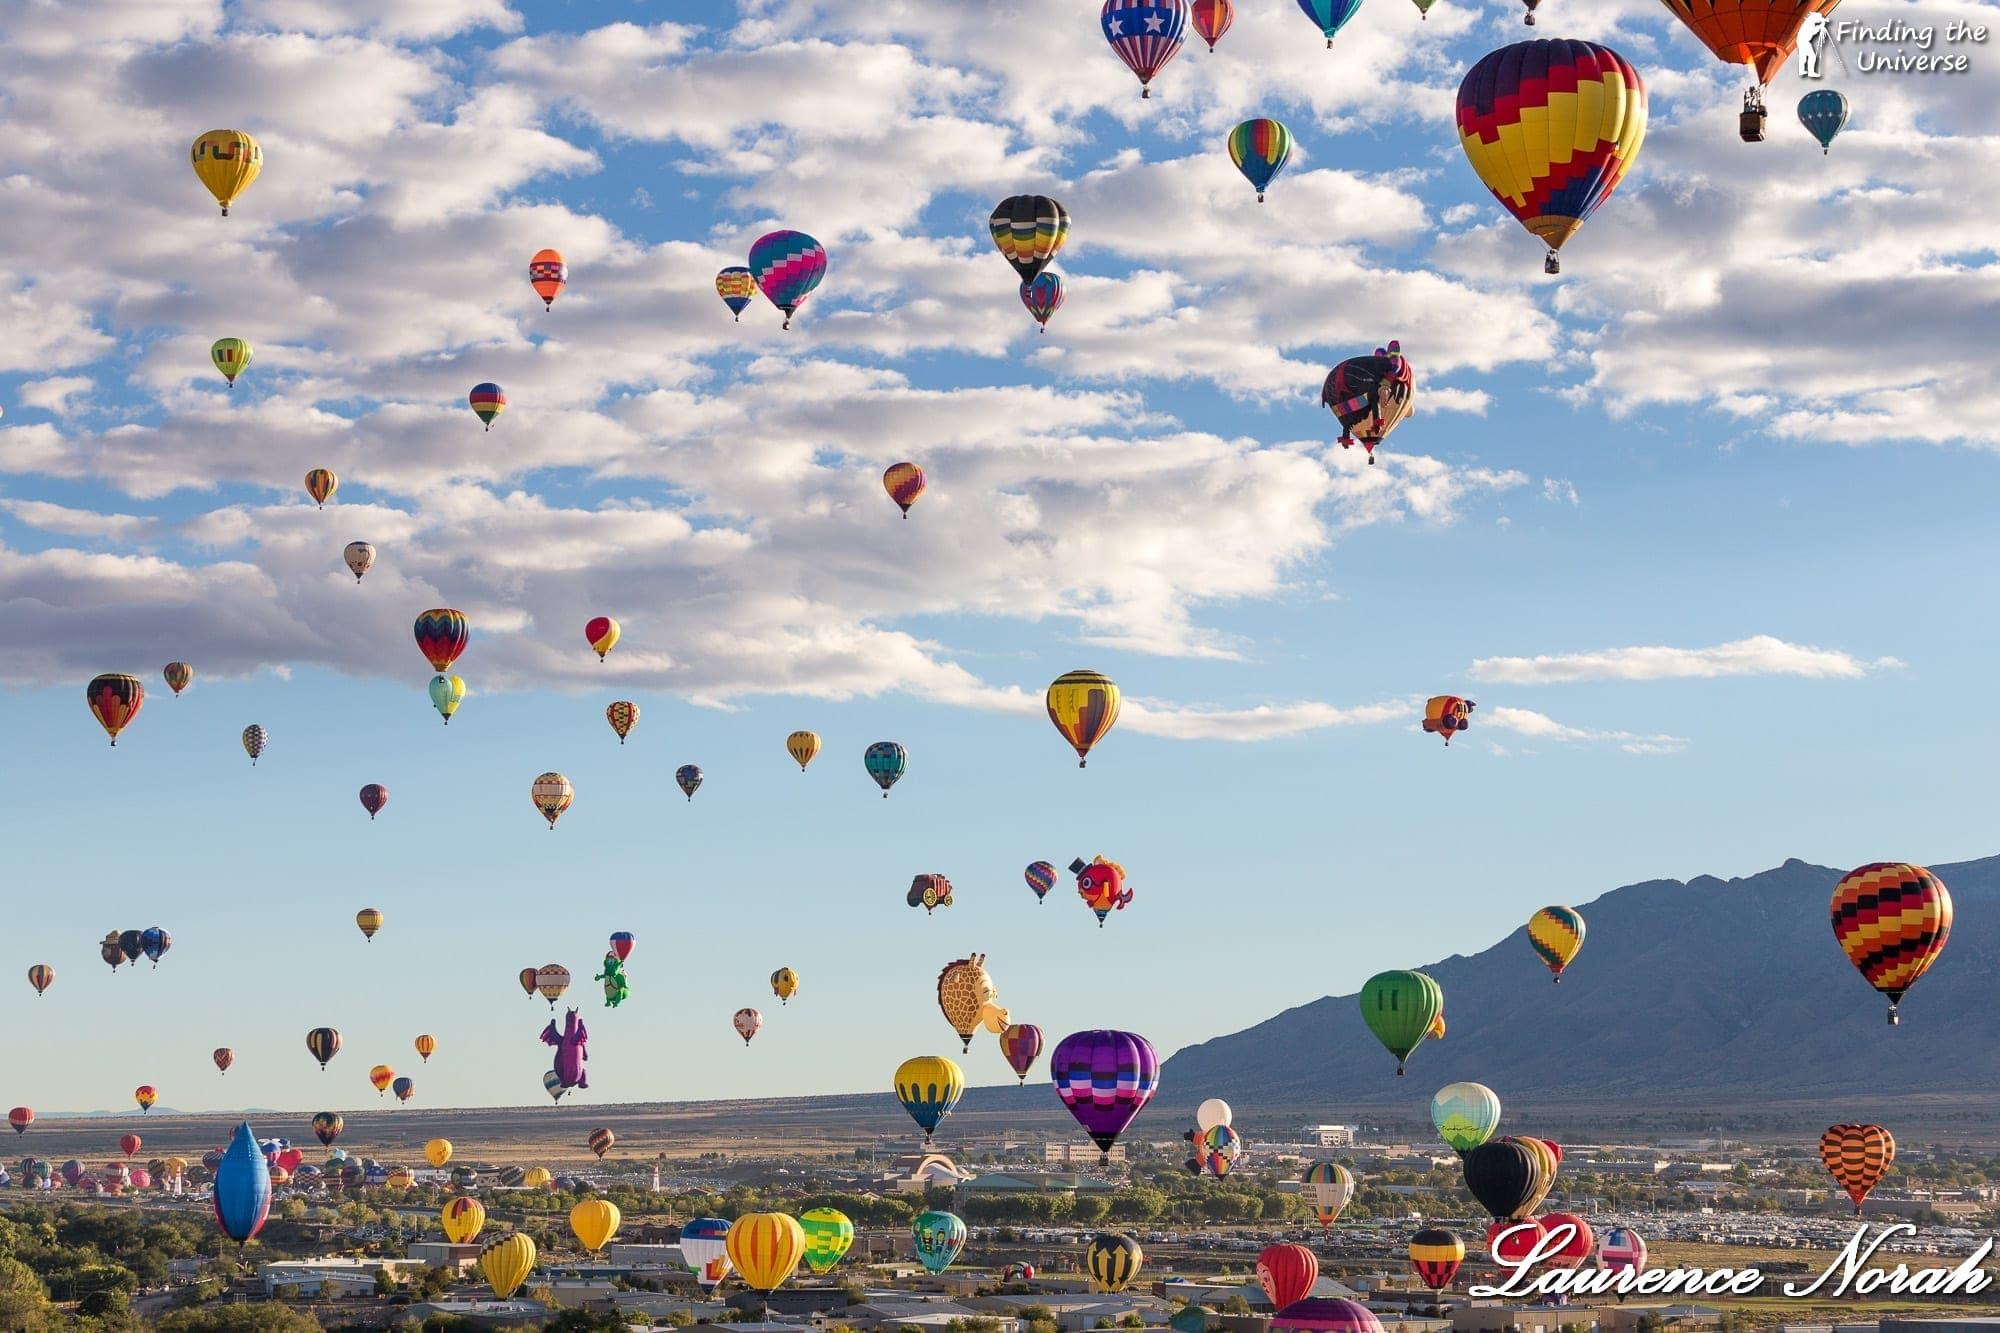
[937,954,1010,1053]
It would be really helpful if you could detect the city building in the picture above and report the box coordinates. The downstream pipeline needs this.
[1301,1126,1359,1148]
[1046,1143,1127,1165]
[257,1257,426,1297]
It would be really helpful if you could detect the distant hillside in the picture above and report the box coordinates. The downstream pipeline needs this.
[1162,855,2000,1106]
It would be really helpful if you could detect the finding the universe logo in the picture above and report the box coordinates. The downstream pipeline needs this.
[1797,14,1988,76]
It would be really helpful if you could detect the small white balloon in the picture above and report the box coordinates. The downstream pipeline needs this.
[1196,1097,1233,1132]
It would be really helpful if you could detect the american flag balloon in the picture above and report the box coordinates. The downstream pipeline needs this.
[1101,0,1188,98]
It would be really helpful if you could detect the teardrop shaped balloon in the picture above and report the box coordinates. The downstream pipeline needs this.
[864,741,907,796]
[429,674,466,724]
[999,1023,1043,1084]
[191,130,262,216]
[1799,89,1849,154]
[1258,1243,1318,1310]
[585,615,621,661]
[786,730,821,771]
[1227,119,1293,202]
[1359,970,1442,1074]
[800,1207,855,1273]
[747,230,827,330]
[163,662,193,696]
[86,673,144,746]
[1047,670,1120,768]
[1020,273,1065,331]
[883,462,927,516]
[1431,1082,1501,1153]
[913,1210,967,1274]
[989,195,1070,282]
[211,337,253,387]
[342,541,375,582]
[1101,0,1188,98]
[1051,1030,1158,1163]
[531,772,574,829]
[469,383,506,430]
[304,469,336,509]
[415,609,469,672]
[1302,1161,1354,1227]
[676,764,703,801]
[1409,1228,1464,1291]
[1191,0,1234,50]
[1830,862,1952,1024]
[716,266,757,321]
[606,701,639,744]
[480,1232,537,1300]
[529,249,567,310]
[894,1055,965,1145]
[1295,0,1362,46]
[359,785,388,821]
[1527,906,1585,982]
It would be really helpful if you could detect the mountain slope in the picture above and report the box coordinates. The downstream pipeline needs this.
[1161,855,2000,1104]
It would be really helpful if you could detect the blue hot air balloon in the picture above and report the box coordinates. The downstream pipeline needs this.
[214,1122,272,1243]
[1798,90,1849,155]
[864,741,908,798]
[913,1210,968,1274]
[1296,0,1363,47]
[140,927,172,967]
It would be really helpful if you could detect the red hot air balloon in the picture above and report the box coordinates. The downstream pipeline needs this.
[529,249,568,310]
[359,784,388,820]
[1258,1243,1319,1311]
[414,609,469,673]
[1487,1217,1547,1266]
[120,1134,141,1158]
[1191,0,1233,50]
[1540,1213,1594,1269]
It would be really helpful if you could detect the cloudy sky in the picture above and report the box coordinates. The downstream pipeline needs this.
[2,0,1994,1118]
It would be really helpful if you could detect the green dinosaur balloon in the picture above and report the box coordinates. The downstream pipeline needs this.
[1359,969,1442,1075]
[594,954,630,1009]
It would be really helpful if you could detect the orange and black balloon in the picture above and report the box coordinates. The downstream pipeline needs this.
[1821,1123,1894,1213]
[1830,863,1952,1024]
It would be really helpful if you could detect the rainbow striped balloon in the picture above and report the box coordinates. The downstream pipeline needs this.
[1227,119,1294,202]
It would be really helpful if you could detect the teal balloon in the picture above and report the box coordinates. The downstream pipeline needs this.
[1798,90,1849,154]
[1431,1081,1501,1152]
[1295,0,1364,45]
[913,1210,967,1274]
[864,741,907,797]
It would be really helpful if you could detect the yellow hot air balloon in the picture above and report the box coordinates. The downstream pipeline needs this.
[355,908,384,942]
[425,1138,453,1168]
[770,967,799,1005]
[305,468,337,509]
[191,130,262,216]
[415,1033,437,1063]
[480,1232,537,1299]
[571,1198,622,1254]
[786,730,821,772]
[531,772,574,829]
[1046,669,1121,767]
[210,338,253,387]
[370,1064,395,1095]
[727,1213,806,1293]
[442,1196,487,1244]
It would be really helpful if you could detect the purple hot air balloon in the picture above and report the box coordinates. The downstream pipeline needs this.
[215,1122,272,1244]
[747,230,827,330]
[1051,1029,1159,1164]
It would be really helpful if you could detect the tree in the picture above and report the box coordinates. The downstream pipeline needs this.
[79,1288,130,1319]
[375,1267,401,1297]
[156,1307,324,1332]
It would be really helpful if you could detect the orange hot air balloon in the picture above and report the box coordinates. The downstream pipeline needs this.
[134,1086,157,1113]
[305,468,337,508]
[87,673,145,745]
[1821,1124,1895,1213]
[1830,862,1953,1024]
[519,967,540,999]
[370,1064,395,1095]
[606,701,639,744]
[529,249,568,310]
[883,462,927,518]
[415,1034,437,1063]
[1659,1,1840,138]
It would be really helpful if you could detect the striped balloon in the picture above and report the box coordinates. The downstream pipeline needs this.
[1526,905,1585,981]
[1295,0,1363,46]
[989,196,1070,282]
[468,382,506,429]
[1020,273,1064,331]
[727,1212,806,1292]
[883,462,927,516]
[1025,861,1058,903]
[588,1127,615,1159]
[1408,1227,1464,1291]
[747,231,827,330]
[1101,0,1188,98]
[800,1207,854,1273]
[1272,1298,1382,1333]
[716,266,757,321]
[1051,1030,1159,1161]
[1456,40,1647,273]
[1829,862,1953,1024]
[1430,1081,1500,1152]
[1227,119,1294,202]
[1820,1123,1895,1213]
[999,1023,1044,1084]
[1191,0,1234,49]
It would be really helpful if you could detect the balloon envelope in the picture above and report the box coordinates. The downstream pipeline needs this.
[213,1123,272,1243]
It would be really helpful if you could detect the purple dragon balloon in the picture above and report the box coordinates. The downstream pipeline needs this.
[1051,1030,1159,1163]
[541,1009,590,1089]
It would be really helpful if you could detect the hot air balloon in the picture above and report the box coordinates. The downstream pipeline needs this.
[606,701,639,744]
[908,873,954,913]
[119,931,143,965]
[1412,0,1441,16]
[443,1195,487,1244]
[119,1134,141,1158]
[989,196,1070,282]
[425,1139,453,1169]
[571,1197,622,1253]
[1085,1233,1144,1292]
[1422,695,1473,744]
[1200,1123,1242,1177]
[676,764,704,801]
[162,662,193,697]
[370,1065,395,1095]
[529,249,568,310]
[536,964,571,1007]
[1047,670,1120,767]
[415,609,469,672]
[1360,970,1443,1074]
[1196,1099,1233,1134]
[304,469,336,508]
[733,1008,763,1045]
[770,968,798,1004]
[1457,40,1648,274]
[1540,1212,1595,1269]
[241,724,267,764]
[1296,0,1362,46]
[1799,89,1849,153]
[610,932,635,962]
[214,1123,271,1243]
[1409,1228,1465,1291]
[1528,906,1585,982]
[393,1077,415,1104]
[543,1070,567,1103]
[532,772,574,829]
[1052,1030,1158,1164]
[1259,1243,1319,1310]
[305,1029,340,1070]
[865,741,907,796]
[801,1207,855,1273]
[748,230,827,330]
[728,1213,806,1292]
[141,927,171,967]
[343,541,375,582]
[311,1113,343,1146]
[480,1233,537,1299]
[469,383,506,430]
[913,1210,967,1274]
[1101,0,1188,98]
[1597,1226,1647,1276]
[519,968,539,999]
[1463,1138,1555,1220]
[1191,0,1234,50]
[101,935,124,972]
[1228,119,1293,202]
[1822,1123,1895,1213]
[786,730,821,771]
[680,1216,733,1289]
[1302,1161,1354,1227]
[27,965,52,997]
[1321,343,1415,465]
[717,266,758,320]
[134,1086,157,1113]
[1072,856,1133,926]
[355,907,384,941]
[881,461,927,518]
[429,674,466,724]
[1025,861,1057,904]
[87,673,144,745]
[1000,1024,1044,1084]
[1020,273,1064,331]
[1273,1298,1384,1333]
[1659,0,1837,138]
[356,785,389,822]
[1432,1082,1501,1153]
[191,130,261,216]
[1830,862,1953,1023]
[894,1055,965,1145]
[210,338,252,387]
[586,616,621,661]
[938,955,1010,1052]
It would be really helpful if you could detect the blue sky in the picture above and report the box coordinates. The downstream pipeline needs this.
[0,0,1994,1115]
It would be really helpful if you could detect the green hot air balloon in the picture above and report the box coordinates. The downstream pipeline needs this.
[800,1207,855,1274]
[1359,970,1442,1075]
[1431,1081,1501,1153]
[912,1210,967,1274]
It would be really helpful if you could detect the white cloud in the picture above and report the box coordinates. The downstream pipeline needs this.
[14,376,95,416]
[1469,635,1903,685]
[1483,705,1688,756]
